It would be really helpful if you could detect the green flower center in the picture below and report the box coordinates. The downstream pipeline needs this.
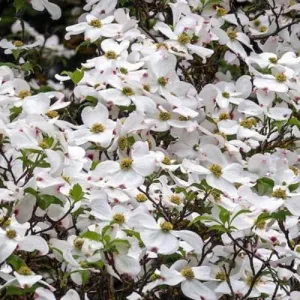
[120,158,133,170]
[13,40,23,47]
[255,219,266,229]
[90,123,105,133]
[215,272,226,281]
[39,139,51,149]
[219,113,230,120]
[0,217,11,228]
[216,7,228,17]
[259,26,267,33]
[222,92,230,99]
[118,137,128,150]
[290,166,299,176]
[47,110,59,118]
[113,213,125,224]
[275,73,287,83]
[17,266,32,275]
[136,193,147,202]
[18,90,31,99]
[181,267,195,280]
[254,20,261,27]
[120,67,128,75]
[105,51,118,59]
[73,238,84,250]
[160,221,173,232]
[177,32,191,45]
[6,229,17,239]
[159,112,171,121]
[122,87,134,96]
[162,156,171,165]
[227,31,238,40]
[272,188,287,199]
[240,118,257,128]
[157,77,168,86]
[170,194,182,205]
[143,84,150,92]
[209,164,223,178]
[89,19,102,28]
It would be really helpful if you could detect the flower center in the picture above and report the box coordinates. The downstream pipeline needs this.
[209,164,223,178]
[162,156,171,165]
[159,112,171,121]
[290,166,299,176]
[0,217,11,228]
[18,90,31,99]
[122,87,134,96]
[156,42,168,50]
[160,221,173,232]
[90,123,105,133]
[120,67,128,75]
[120,158,133,170]
[179,115,190,121]
[105,51,118,59]
[73,238,84,250]
[259,26,267,33]
[157,77,168,86]
[17,266,32,275]
[227,31,237,40]
[39,139,51,149]
[272,188,287,199]
[254,20,261,27]
[240,118,257,128]
[6,229,17,239]
[255,219,266,229]
[13,40,23,47]
[113,213,125,224]
[47,110,59,118]
[136,193,147,202]
[177,32,191,45]
[181,267,195,280]
[118,137,128,150]
[219,112,230,120]
[89,19,102,28]
[215,272,226,281]
[216,7,228,17]
[143,84,150,92]
[275,73,287,83]
[170,194,182,205]
[222,92,230,99]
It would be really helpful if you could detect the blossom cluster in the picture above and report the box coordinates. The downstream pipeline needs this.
[1,0,300,299]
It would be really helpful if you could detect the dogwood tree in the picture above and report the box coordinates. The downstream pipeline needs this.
[0,0,300,299]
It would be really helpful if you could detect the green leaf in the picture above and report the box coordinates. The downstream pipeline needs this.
[256,177,274,195]
[71,69,84,84]
[69,183,84,202]
[9,106,22,121]
[289,182,300,192]
[7,254,25,270]
[230,209,251,224]
[14,0,25,13]
[218,206,230,224]
[91,160,100,171]
[208,224,227,233]
[188,215,219,226]
[111,238,130,247]
[38,195,63,210]
[21,61,34,74]
[80,231,102,241]
[24,187,39,196]
[80,270,90,285]
[288,117,300,128]
[6,286,35,296]
[11,49,23,60]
